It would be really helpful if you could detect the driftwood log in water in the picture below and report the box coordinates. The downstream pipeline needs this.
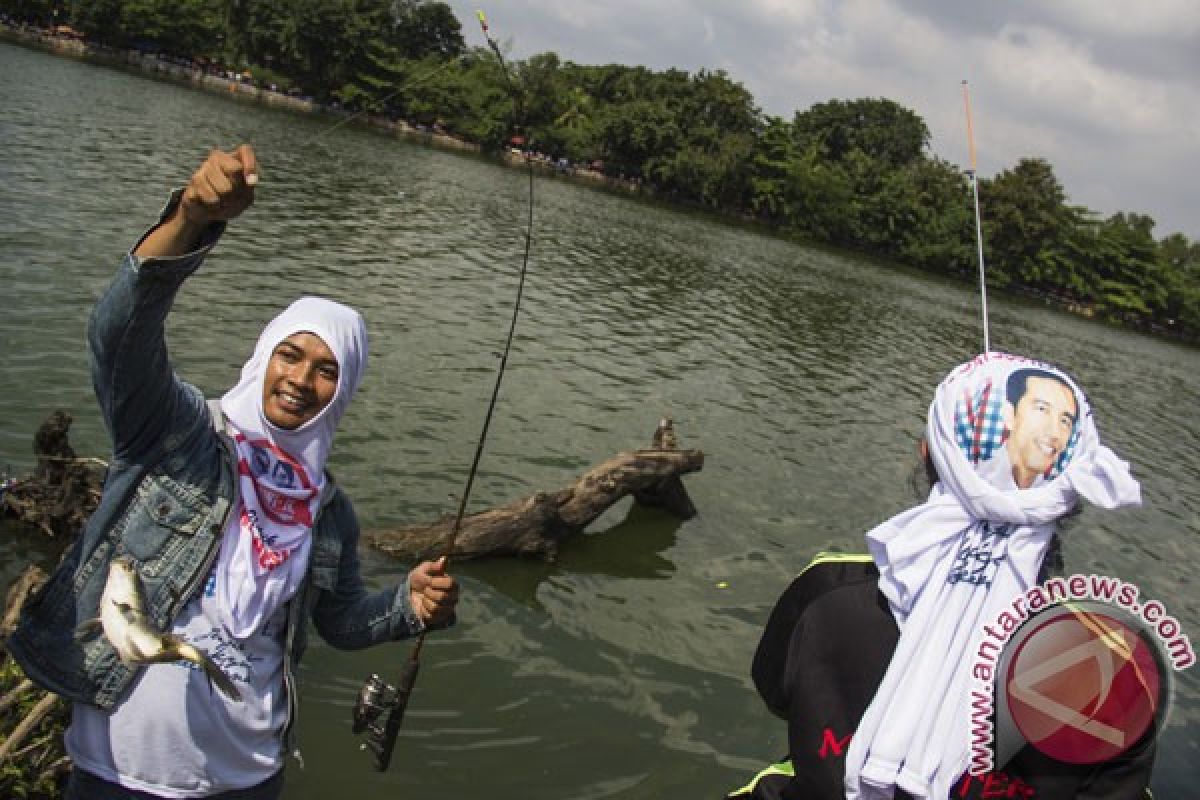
[1,410,104,540]
[1,566,47,642]
[365,417,704,561]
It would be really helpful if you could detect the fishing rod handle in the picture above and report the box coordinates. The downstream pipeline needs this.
[373,655,421,771]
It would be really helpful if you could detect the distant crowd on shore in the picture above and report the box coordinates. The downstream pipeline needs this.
[1,16,315,100]
[1,16,633,191]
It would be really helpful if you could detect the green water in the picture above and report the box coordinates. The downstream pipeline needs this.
[1,41,1197,798]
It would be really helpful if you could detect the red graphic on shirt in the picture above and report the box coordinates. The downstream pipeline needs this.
[816,726,1038,797]
[1005,609,1161,764]
[817,727,853,759]
[235,434,316,526]
[258,482,314,526]
[240,505,289,570]
[234,433,318,569]
[956,771,1036,798]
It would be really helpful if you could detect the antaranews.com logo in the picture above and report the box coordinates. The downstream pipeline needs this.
[967,574,1194,774]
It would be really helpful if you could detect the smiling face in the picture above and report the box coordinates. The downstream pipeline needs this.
[1003,375,1078,488]
[261,332,340,430]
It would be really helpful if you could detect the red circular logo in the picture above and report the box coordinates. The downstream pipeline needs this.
[1004,607,1162,764]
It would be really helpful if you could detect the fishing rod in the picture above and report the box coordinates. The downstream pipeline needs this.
[351,9,536,772]
[476,9,525,117]
[961,80,991,355]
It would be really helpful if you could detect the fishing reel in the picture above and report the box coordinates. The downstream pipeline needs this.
[352,673,399,770]
[351,659,419,771]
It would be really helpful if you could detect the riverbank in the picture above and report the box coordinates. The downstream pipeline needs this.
[0,23,480,153]
[0,21,641,192]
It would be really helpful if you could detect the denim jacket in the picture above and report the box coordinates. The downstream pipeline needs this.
[9,199,424,755]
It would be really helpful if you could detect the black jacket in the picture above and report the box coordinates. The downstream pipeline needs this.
[731,554,1154,800]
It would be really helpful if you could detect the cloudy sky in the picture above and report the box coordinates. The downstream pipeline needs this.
[443,0,1199,238]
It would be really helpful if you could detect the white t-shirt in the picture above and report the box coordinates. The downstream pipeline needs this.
[67,563,291,798]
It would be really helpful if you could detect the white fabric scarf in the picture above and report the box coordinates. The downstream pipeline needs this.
[215,297,368,639]
[844,353,1141,799]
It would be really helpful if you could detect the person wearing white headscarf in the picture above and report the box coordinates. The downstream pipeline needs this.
[845,353,1140,799]
[216,295,370,640]
[726,352,1151,800]
[6,146,461,800]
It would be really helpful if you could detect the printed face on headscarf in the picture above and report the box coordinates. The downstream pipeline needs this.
[261,332,340,430]
[950,359,1082,491]
[1002,371,1078,488]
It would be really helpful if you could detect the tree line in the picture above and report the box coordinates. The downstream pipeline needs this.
[7,0,1199,339]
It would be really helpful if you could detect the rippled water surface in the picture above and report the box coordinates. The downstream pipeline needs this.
[2,41,1198,798]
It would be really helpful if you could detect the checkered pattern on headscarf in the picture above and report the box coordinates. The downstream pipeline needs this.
[1049,414,1081,480]
[954,379,1006,464]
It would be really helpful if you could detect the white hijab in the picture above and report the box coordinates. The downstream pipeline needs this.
[214,297,368,638]
[844,353,1141,799]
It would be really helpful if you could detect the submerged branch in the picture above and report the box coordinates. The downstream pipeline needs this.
[366,417,703,562]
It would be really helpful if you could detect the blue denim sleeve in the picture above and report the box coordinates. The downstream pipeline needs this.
[88,191,224,465]
[311,493,427,650]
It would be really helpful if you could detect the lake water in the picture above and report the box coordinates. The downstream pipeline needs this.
[1,40,1197,798]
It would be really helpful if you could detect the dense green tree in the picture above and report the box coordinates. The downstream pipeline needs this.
[876,157,975,273]
[979,158,1076,288]
[429,49,515,147]
[649,132,756,209]
[278,0,357,97]
[837,149,896,250]
[1087,212,1169,316]
[333,32,406,111]
[1159,234,1200,333]
[1160,233,1200,274]
[388,0,463,60]
[641,70,758,208]
[278,0,412,104]
[793,97,929,169]
[222,0,290,74]
[681,69,759,138]
[779,143,856,243]
[596,99,680,177]
[512,51,564,139]
[119,0,222,56]
[749,116,798,222]
[547,84,599,162]
[392,53,470,125]
[66,0,126,44]
[5,0,58,27]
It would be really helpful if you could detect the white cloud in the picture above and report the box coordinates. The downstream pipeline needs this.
[1040,0,1200,38]
[982,25,1175,135]
[736,0,823,29]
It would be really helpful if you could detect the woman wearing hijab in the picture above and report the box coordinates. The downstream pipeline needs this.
[728,354,1154,800]
[10,146,459,799]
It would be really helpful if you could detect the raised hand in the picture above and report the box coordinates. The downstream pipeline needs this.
[179,145,259,227]
[134,145,259,258]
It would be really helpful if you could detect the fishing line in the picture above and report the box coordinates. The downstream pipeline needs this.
[962,80,991,354]
[351,9,536,772]
[236,55,466,194]
[294,53,467,149]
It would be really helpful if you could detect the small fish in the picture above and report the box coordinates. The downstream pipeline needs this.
[76,556,241,702]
